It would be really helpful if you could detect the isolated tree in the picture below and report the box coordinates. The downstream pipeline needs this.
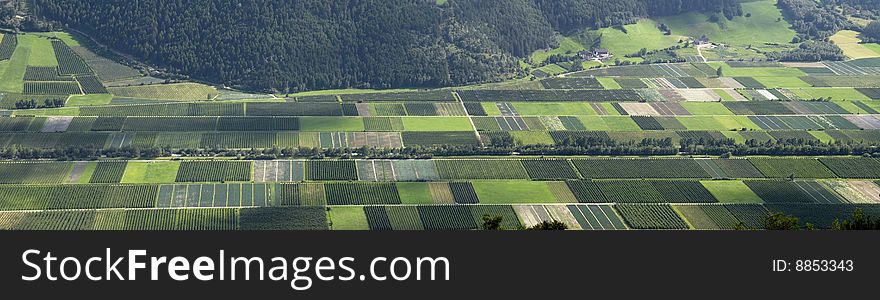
[765,212,801,230]
[528,220,568,230]
[482,215,504,230]
[708,14,721,23]
[716,66,724,77]
[568,60,585,72]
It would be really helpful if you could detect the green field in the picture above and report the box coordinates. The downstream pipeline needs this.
[401,117,473,131]
[472,181,556,204]
[512,102,596,116]
[31,31,82,47]
[833,100,871,113]
[70,162,97,184]
[790,88,872,101]
[25,36,58,66]
[510,131,555,145]
[753,76,811,88]
[534,64,568,76]
[712,89,734,101]
[597,77,622,89]
[595,19,683,56]
[13,107,81,116]
[677,116,759,131]
[701,181,764,204]
[0,36,29,92]
[864,44,880,56]
[300,117,365,131]
[577,116,642,131]
[810,131,835,143]
[329,206,368,230]
[396,182,434,204]
[711,64,807,77]
[657,0,796,47]
[680,102,734,115]
[108,83,218,101]
[121,162,181,183]
[530,36,587,65]
[67,94,113,106]
[702,44,769,61]
[480,103,503,116]
[678,116,733,131]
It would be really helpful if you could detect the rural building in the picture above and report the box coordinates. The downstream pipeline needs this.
[694,35,711,46]
[579,49,613,61]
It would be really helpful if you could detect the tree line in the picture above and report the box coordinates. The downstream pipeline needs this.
[766,40,846,62]
[764,209,880,230]
[778,0,857,40]
[824,0,880,22]
[5,133,880,160]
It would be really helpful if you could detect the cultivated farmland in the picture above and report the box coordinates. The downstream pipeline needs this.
[7,12,880,231]
[615,204,690,230]
[175,161,251,182]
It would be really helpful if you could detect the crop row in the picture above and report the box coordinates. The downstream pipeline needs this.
[1,175,863,210]
[74,102,472,117]
[0,162,73,184]
[8,203,879,230]
[76,75,108,94]
[0,34,16,60]
[6,158,880,186]
[323,182,401,205]
[435,160,530,180]
[175,161,252,182]
[0,185,156,210]
[156,183,270,208]
[357,203,880,230]
[0,131,406,150]
[572,158,712,179]
[340,91,456,102]
[23,82,81,95]
[456,90,643,102]
[24,67,74,81]
[89,161,127,183]
[0,207,327,230]
[52,40,93,75]
[362,205,521,230]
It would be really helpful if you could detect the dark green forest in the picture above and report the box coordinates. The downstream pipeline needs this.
[32,0,740,92]
[825,0,880,17]
[778,0,857,39]
[823,0,880,29]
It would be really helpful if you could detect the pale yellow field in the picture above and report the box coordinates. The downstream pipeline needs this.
[830,30,880,60]
[108,83,218,100]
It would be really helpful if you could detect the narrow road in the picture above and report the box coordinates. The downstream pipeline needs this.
[696,45,708,63]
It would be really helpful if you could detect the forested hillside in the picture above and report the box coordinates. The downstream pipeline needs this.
[779,0,856,39]
[534,0,741,32]
[825,0,880,9]
[824,0,880,20]
[32,0,740,92]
